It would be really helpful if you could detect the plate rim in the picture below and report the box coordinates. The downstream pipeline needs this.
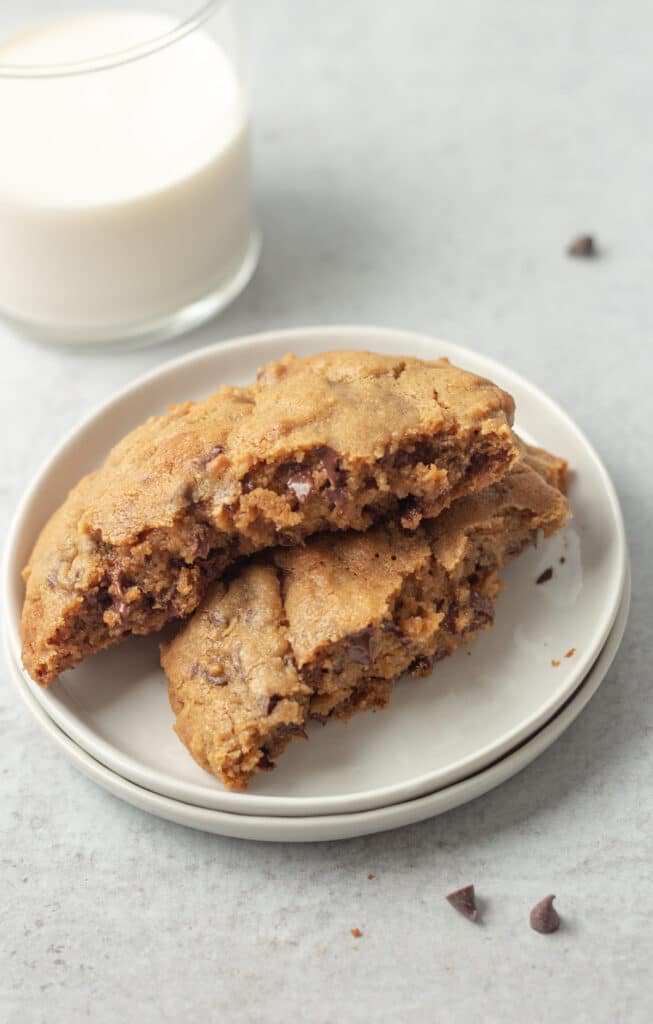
[4,561,631,842]
[2,325,628,815]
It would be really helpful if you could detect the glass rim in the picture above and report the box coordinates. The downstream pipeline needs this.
[0,1,224,79]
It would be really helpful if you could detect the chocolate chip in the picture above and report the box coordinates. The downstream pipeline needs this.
[193,444,225,468]
[109,571,129,621]
[410,654,434,677]
[190,530,211,560]
[441,603,458,633]
[567,234,597,258]
[470,589,494,623]
[468,450,491,476]
[330,485,347,512]
[267,695,283,715]
[381,621,410,646]
[536,567,553,585]
[172,480,194,507]
[347,680,389,712]
[446,884,479,923]
[345,627,374,665]
[258,752,275,770]
[315,446,346,512]
[529,895,560,934]
[300,663,322,688]
[559,556,566,564]
[315,445,340,487]
[472,589,493,610]
[286,471,314,503]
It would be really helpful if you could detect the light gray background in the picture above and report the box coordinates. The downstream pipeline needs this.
[1,1,651,1021]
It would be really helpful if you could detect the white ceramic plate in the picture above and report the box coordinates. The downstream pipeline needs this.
[3,327,627,817]
[4,564,630,842]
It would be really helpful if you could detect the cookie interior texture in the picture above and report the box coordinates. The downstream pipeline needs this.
[21,350,519,686]
[161,445,569,790]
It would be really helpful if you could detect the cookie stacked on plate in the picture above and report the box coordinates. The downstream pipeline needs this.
[21,350,569,788]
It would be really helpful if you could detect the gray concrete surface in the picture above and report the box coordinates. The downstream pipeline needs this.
[1,1,651,1020]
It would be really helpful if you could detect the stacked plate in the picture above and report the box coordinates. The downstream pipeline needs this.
[2,327,629,842]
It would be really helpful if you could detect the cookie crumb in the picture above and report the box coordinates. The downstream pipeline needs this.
[351,928,363,938]
[530,895,560,934]
[559,556,566,564]
[446,884,479,922]
[367,873,375,880]
[551,659,560,667]
[564,648,576,658]
[567,234,597,258]
[536,567,553,585]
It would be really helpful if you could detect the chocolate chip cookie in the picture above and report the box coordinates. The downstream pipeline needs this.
[162,446,569,789]
[22,350,518,686]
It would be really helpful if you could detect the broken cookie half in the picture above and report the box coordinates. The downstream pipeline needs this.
[161,445,569,790]
[22,350,518,686]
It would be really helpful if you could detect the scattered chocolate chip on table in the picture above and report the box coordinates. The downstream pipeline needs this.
[446,884,480,922]
[530,895,560,934]
[567,234,598,258]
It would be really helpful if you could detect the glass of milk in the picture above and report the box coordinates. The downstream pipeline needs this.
[0,2,259,347]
